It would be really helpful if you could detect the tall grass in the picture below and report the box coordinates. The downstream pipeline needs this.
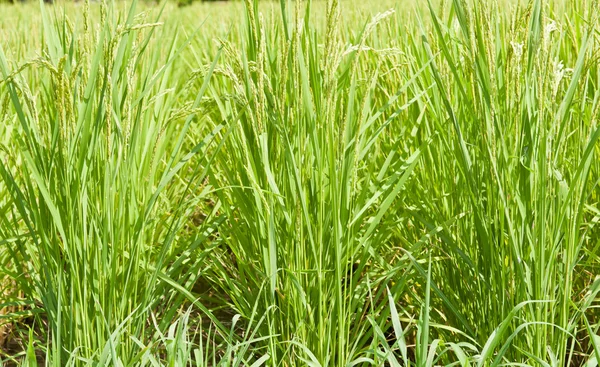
[0,1,231,363]
[0,0,599,366]
[415,1,600,362]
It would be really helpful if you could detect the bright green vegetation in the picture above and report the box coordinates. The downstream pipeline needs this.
[0,0,599,365]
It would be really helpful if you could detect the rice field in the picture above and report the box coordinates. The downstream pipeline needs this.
[0,0,599,365]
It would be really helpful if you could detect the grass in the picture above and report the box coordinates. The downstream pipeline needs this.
[0,0,599,365]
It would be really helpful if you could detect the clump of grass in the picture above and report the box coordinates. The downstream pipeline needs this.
[200,1,433,364]
[409,0,600,362]
[0,0,227,363]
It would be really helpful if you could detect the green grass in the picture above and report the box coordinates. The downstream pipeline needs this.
[0,0,599,366]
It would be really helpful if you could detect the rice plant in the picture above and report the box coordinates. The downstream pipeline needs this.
[0,0,598,366]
